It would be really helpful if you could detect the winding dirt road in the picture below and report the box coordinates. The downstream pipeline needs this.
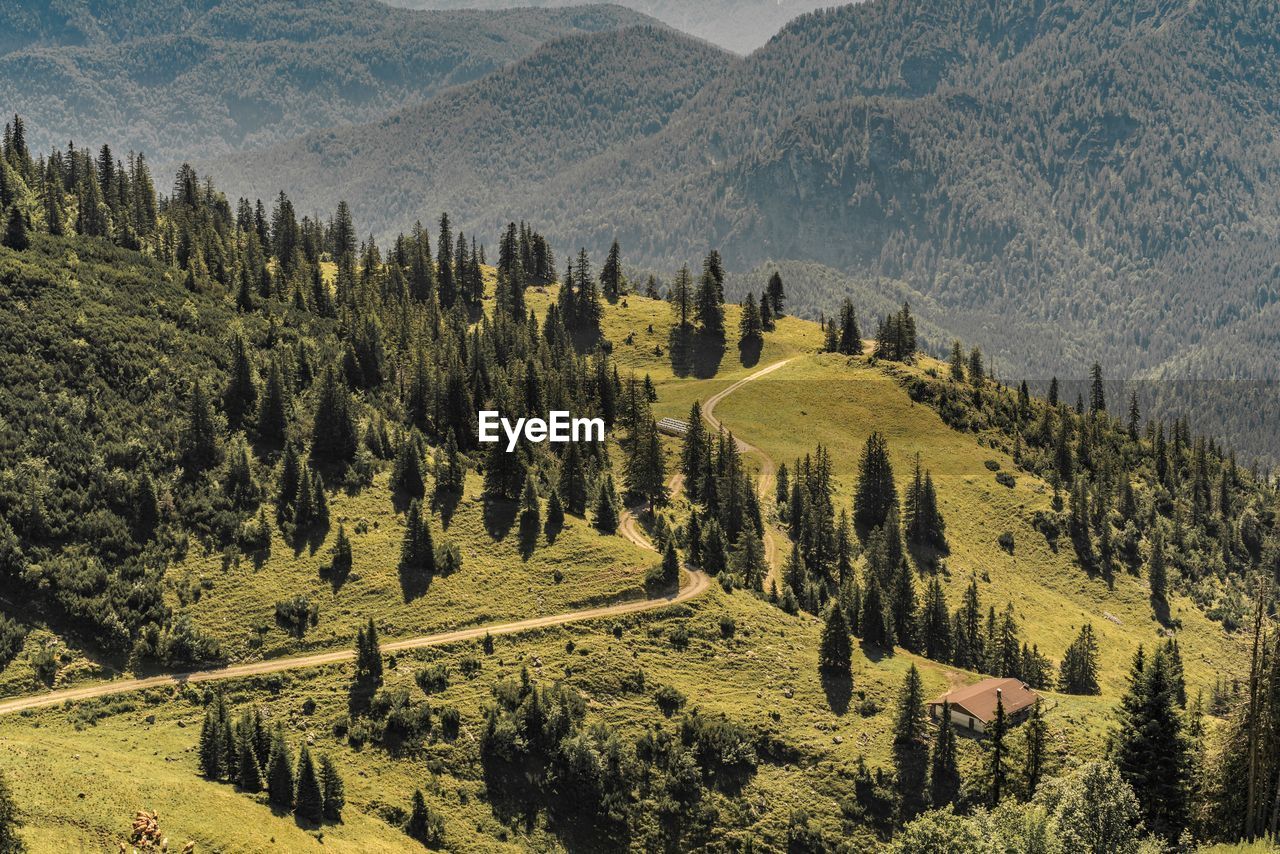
[702,358,794,585]
[0,569,710,717]
[0,359,793,718]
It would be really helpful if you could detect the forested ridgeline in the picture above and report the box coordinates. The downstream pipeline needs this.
[0,119,683,680]
[0,0,654,162]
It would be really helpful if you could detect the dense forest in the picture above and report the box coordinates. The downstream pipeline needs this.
[0,0,653,163]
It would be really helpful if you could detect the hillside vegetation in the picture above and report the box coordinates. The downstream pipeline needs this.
[218,0,1280,464]
[0,120,1277,850]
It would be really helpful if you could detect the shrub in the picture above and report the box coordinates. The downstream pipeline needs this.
[414,664,449,695]
[998,531,1015,553]
[654,684,686,716]
[995,471,1016,488]
[274,595,318,638]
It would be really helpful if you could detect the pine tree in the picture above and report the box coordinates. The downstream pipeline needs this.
[391,433,425,498]
[988,690,1008,805]
[626,416,668,512]
[546,488,565,533]
[518,472,540,544]
[237,722,263,792]
[330,523,353,579]
[593,474,619,533]
[894,664,929,818]
[694,258,724,336]
[1113,646,1189,840]
[600,239,622,300]
[3,205,29,251]
[739,293,763,347]
[837,298,861,355]
[669,265,694,329]
[860,571,890,648]
[399,499,435,585]
[659,540,680,588]
[310,366,358,465]
[558,442,589,515]
[700,518,727,575]
[1059,623,1100,695]
[1148,529,1168,606]
[266,729,294,810]
[920,575,952,661]
[766,270,786,315]
[294,745,324,823]
[256,357,289,445]
[351,618,383,708]
[181,380,220,474]
[890,556,917,651]
[198,705,223,778]
[319,754,345,821]
[818,603,852,676]
[1127,391,1142,439]
[949,341,965,381]
[1089,363,1106,414]
[404,789,441,845]
[1024,699,1048,797]
[854,432,897,534]
[929,700,961,807]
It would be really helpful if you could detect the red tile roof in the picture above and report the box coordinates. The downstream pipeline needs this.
[929,677,1039,723]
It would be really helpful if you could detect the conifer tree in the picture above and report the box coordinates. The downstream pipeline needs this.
[319,754,344,821]
[399,499,435,584]
[739,293,763,347]
[181,380,220,474]
[920,575,952,661]
[199,705,223,778]
[860,571,890,648]
[669,265,694,329]
[1148,529,1168,606]
[681,402,707,502]
[890,557,917,651]
[351,618,383,709]
[546,488,564,533]
[404,789,441,845]
[760,290,775,330]
[1089,363,1106,414]
[1024,699,1047,797]
[600,239,622,300]
[949,341,965,381]
[294,745,324,824]
[694,258,724,336]
[558,442,589,516]
[837,298,861,355]
[518,472,540,544]
[701,518,727,575]
[988,690,1007,805]
[626,416,667,512]
[256,357,289,445]
[766,270,785,315]
[894,664,929,817]
[237,722,263,792]
[854,432,897,535]
[266,729,294,810]
[310,366,358,465]
[2,205,28,251]
[1059,623,1100,695]
[593,474,619,533]
[391,433,425,498]
[818,603,852,676]
[1113,646,1189,839]
[930,701,961,807]
[659,539,680,588]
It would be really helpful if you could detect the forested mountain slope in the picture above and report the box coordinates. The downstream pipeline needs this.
[384,0,834,54]
[0,0,654,163]
[213,25,733,237]
[224,0,1280,461]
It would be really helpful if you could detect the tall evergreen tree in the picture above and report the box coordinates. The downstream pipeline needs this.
[266,729,294,810]
[319,754,345,821]
[766,270,785,315]
[600,239,622,300]
[294,745,324,823]
[854,432,897,535]
[399,499,435,586]
[929,700,961,807]
[1059,623,1100,695]
[894,664,929,818]
[694,262,724,337]
[818,603,852,676]
[988,690,1008,805]
[1024,699,1048,797]
[558,442,589,516]
[593,474,619,533]
[310,366,358,465]
[1113,646,1189,840]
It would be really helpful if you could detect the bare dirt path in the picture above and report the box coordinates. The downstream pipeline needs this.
[701,358,794,587]
[0,569,711,717]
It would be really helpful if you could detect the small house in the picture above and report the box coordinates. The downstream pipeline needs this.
[927,677,1039,734]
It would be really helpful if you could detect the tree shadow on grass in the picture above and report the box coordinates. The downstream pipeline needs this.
[432,486,461,529]
[398,562,432,602]
[821,670,852,716]
[482,496,516,540]
[859,639,892,663]
[669,326,725,378]
[737,335,762,368]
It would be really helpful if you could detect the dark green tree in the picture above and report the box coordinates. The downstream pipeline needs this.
[319,754,344,821]
[593,474,619,533]
[2,206,28,251]
[988,690,1008,805]
[1059,624,1100,695]
[266,729,294,811]
[929,700,960,807]
[819,603,852,676]
[294,745,324,824]
[854,432,897,535]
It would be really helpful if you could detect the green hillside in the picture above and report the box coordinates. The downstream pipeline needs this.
[0,121,1276,850]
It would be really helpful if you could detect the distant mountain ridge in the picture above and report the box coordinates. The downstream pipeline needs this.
[0,0,656,162]
[382,0,837,54]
